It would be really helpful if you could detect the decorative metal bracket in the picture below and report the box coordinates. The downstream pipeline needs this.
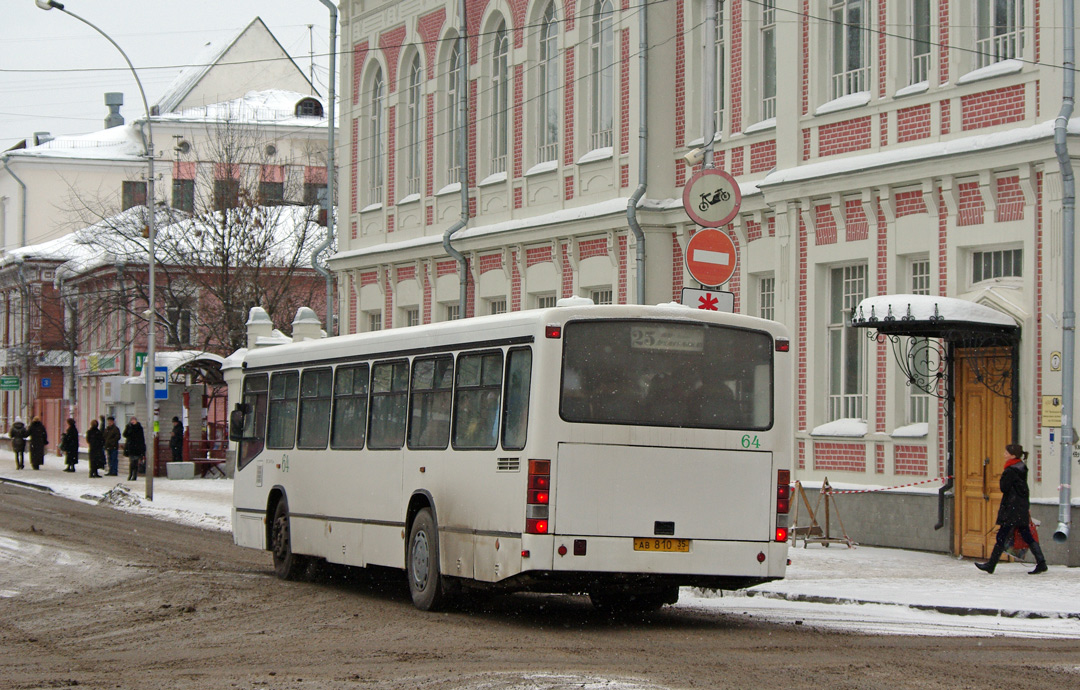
[867,329,948,399]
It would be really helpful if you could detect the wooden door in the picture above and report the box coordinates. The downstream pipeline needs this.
[954,348,1013,558]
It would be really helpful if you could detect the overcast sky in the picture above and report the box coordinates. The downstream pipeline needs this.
[0,0,333,151]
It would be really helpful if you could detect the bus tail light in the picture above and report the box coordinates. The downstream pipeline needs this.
[545,325,562,339]
[526,459,551,534]
[775,469,791,542]
[775,338,790,352]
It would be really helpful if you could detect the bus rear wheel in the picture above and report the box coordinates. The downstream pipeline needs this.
[407,508,446,611]
[271,498,308,580]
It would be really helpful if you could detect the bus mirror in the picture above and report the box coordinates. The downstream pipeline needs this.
[229,403,249,442]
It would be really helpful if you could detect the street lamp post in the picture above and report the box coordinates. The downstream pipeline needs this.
[37,0,157,500]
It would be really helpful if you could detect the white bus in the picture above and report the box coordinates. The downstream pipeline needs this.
[230,301,792,611]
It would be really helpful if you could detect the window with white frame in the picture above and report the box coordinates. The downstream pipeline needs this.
[590,0,615,150]
[535,294,558,309]
[405,54,423,197]
[445,303,460,321]
[760,0,776,120]
[714,4,726,133]
[537,1,560,163]
[589,287,613,305]
[907,258,931,425]
[976,0,1023,68]
[368,312,382,332]
[404,308,420,328]
[910,0,931,84]
[828,264,866,421]
[488,298,507,315]
[367,67,384,205]
[490,20,510,175]
[972,248,1022,283]
[829,0,870,99]
[447,41,463,185]
[758,275,775,321]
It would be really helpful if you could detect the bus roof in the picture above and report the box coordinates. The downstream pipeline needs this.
[240,303,788,370]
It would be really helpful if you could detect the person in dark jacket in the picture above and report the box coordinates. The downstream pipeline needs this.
[122,416,146,481]
[103,416,121,476]
[170,416,184,463]
[60,418,79,472]
[9,417,28,470]
[976,444,1048,575]
[86,419,105,478]
[27,416,47,470]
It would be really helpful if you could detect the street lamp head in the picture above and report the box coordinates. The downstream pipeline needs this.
[35,0,64,10]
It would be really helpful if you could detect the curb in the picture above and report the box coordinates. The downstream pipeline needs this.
[0,475,56,493]
[745,589,1080,621]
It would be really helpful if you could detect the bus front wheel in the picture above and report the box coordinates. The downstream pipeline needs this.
[407,508,446,611]
[271,498,308,580]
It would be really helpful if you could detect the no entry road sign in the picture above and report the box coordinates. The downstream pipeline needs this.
[684,228,737,287]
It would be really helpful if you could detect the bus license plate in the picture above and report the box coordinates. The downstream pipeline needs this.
[634,538,690,552]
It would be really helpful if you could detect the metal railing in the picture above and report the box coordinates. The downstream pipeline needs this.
[590,129,613,151]
[828,393,865,421]
[831,65,870,99]
[537,142,558,164]
[976,30,1021,68]
[761,97,776,121]
[911,52,930,84]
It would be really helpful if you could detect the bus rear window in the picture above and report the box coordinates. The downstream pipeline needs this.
[560,320,774,430]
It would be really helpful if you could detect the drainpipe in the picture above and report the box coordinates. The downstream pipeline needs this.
[1053,0,1075,543]
[312,0,337,335]
[1,156,27,247]
[14,258,31,420]
[442,0,470,317]
[624,1,648,304]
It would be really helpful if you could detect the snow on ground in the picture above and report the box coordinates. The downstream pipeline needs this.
[1,451,1079,638]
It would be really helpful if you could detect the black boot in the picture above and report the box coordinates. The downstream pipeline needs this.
[975,543,1004,574]
[1028,541,1048,574]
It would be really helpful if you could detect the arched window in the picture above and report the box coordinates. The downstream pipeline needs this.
[405,54,423,196]
[590,0,614,150]
[490,20,509,174]
[295,97,324,118]
[447,40,463,184]
[368,67,384,205]
[537,2,559,163]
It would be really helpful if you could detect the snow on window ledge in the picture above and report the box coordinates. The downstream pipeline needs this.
[360,202,383,213]
[958,59,1023,85]
[810,418,867,437]
[891,422,928,438]
[397,193,421,205]
[436,182,462,197]
[478,171,507,187]
[894,82,929,98]
[525,160,559,177]
[576,147,613,165]
[814,91,871,116]
[744,118,776,135]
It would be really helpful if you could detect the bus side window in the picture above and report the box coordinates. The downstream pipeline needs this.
[368,360,409,449]
[408,355,453,450]
[266,371,299,449]
[331,364,369,449]
[238,374,268,469]
[502,348,532,450]
[452,351,503,450]
[297,368,333,449]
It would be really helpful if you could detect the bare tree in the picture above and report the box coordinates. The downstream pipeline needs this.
[61,116,334,357]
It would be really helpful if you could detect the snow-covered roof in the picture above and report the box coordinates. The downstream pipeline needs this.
[153,21,248,115]
[155,89,327,128]
[1,204,330,279]
[4,123,146,162]
[852,294,1017,328]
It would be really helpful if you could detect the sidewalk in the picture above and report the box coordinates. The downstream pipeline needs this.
[1,450,1078,625]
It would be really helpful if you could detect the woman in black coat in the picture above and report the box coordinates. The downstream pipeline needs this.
[122,416,147,481]
[976,444,1048,575]
[86,419,105,478]
[60,418,79,472]
[8,418,28,470]
[27,416,48,470]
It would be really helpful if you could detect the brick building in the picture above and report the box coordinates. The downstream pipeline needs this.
[333,0,1078,563]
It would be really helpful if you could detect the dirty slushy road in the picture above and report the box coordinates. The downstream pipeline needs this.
[1,483,1078,690]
